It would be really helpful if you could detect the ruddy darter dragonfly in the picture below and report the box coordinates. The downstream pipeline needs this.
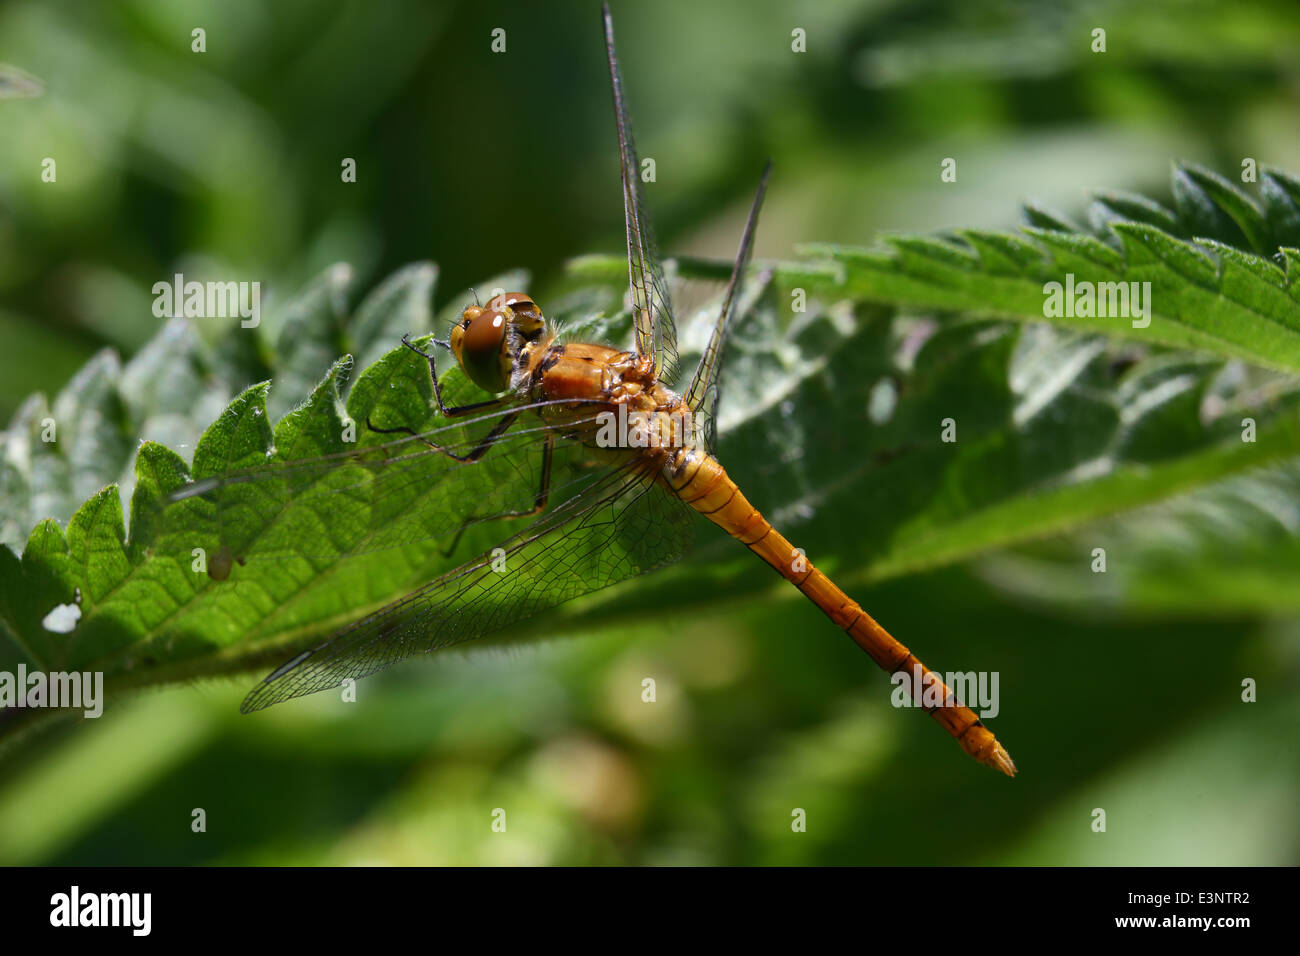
[175,4,1015,777]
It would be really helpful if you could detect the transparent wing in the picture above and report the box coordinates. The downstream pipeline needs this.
[153,399,612,564]
[0,64,43,98]
[685,162,773,450]
[602,3,679,386]
[241,460,695,712]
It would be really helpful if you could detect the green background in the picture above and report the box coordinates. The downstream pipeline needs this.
[1,0,1298,865]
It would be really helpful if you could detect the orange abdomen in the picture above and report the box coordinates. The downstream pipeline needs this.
[663,450,1017,776]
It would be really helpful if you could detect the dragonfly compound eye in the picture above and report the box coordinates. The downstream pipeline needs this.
[450,307,511,393]
[486,292,546,338]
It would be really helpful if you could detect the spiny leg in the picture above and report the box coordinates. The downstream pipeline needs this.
[402,332,503,418]
[436,431,554,558]
[362,409,553,556]
[365,408,521,463]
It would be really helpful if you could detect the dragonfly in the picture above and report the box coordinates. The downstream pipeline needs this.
[171,3,1015,777]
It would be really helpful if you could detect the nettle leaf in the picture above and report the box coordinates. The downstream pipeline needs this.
[800,162,1300,373]
[979,460,1300,614]
[349,262,437,372]
[4,163,1300,738]
[266,263,352,421]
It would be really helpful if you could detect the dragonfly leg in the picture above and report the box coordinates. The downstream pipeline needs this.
[436,431,554,557]
[365,409,521,463]
[402,333,502,417]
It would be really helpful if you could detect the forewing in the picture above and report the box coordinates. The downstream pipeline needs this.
[240,460,695,712]
[155,400,610,565]
[685,162,773,449]
[602,3,679,386]
[0,64,43,98]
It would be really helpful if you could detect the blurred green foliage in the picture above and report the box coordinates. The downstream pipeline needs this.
[2,0,1299,865]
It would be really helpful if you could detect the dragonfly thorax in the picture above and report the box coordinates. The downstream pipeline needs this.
[451,291,549,393]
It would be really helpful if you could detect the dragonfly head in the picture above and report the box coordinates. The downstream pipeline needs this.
[450,291,547,393]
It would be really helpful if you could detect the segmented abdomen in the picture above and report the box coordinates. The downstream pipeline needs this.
[663,450,1016,776]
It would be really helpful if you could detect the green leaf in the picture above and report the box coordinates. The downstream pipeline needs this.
[812,163,1300,373]
[981,460,1300,613]
[1259,168,1300,249]
[267,263,352,421]
[347,261,437,372]
[1089,190,1180,237]
[6,163,1300,742]
[1021,202,1078,234]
